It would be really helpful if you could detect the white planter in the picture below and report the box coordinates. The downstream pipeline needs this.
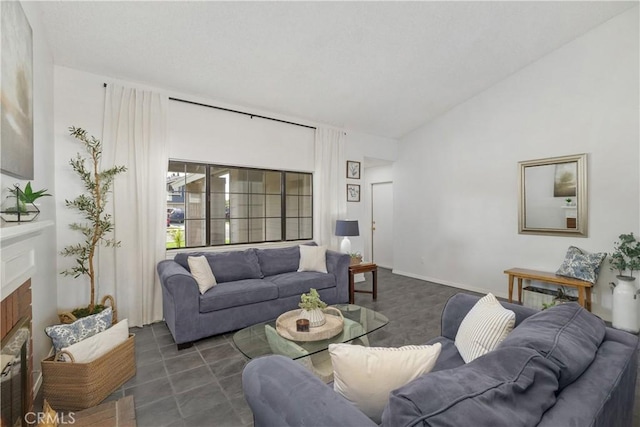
[298,308,326,328]
[611,276,639,333]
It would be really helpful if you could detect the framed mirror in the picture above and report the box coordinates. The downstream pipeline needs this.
[518,153,587,237]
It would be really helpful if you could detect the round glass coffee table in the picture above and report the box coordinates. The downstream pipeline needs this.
[232,304,389,361]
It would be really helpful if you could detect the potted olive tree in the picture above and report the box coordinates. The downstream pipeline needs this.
[609,233,640,332]
[59,127,127,321]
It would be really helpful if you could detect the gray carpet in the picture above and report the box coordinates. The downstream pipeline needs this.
[105,268,638,426]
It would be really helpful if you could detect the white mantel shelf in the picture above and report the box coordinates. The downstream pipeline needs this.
[1,220,54,298]
[0,220,54,245]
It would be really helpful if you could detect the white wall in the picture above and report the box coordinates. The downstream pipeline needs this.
[169,101,314,172]
[344,132,398,258]
[0,1,57,393]
[53,66,398,308]
[393,7,639,321]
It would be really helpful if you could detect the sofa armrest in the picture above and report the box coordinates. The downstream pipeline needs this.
[326,250,350,303]
[243,355,376,427]
[157,260,201,344]
[157,260,200,300]
[441,293,539,341]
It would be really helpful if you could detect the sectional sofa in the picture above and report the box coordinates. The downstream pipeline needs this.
[157,244,349,348]
[243,293,639,426]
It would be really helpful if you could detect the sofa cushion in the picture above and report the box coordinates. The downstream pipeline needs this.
[455,293,515,363]
[266,271,336,298]
[381,347,560,427]
[255,246,301,277]
[199,279,278,312]
[187,255,217,294]
[175,249,263,283]
[498,302,605,390]
[45,307,113,352]
[330,343,442,423]
[298,245,327,273]
[556,246,607,284]
[60,319,129,363]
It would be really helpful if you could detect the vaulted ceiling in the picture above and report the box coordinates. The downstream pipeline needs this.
[36,1,637,138]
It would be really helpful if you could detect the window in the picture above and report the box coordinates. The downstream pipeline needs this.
[167,161,312,248]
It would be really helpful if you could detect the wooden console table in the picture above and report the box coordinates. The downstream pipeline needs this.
[504,267,593,311]
[349,263,378,304]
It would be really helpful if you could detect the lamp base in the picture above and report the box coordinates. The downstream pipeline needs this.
[340,237,351,254]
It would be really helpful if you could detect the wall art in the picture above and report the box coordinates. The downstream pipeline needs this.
[347,184,360,202]
[346,160,360,180]
[1,1,34,179]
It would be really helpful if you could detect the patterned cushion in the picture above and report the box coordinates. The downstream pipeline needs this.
[455,293,515,363]
[45,307,112,352]
[556,246,607,284]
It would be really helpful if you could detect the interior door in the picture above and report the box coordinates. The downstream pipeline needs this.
[371,182,393,269]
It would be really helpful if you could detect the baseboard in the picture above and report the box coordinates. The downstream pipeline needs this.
[391,269,509,300]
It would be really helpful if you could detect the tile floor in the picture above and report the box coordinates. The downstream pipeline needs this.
[75,268,639,426]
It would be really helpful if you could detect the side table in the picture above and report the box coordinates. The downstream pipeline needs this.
[349,262,378,304]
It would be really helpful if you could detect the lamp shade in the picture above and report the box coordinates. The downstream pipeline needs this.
[335,220,359,237]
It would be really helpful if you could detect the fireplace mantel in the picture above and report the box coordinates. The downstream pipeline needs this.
[0,220,53,297]
[0,220,54,244]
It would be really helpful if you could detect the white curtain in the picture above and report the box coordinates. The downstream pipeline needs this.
[102,84,168,326]
[313,128,346,250]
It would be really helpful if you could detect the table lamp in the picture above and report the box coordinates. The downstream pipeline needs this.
[335,220,359,254]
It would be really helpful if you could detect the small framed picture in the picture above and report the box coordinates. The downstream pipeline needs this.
[347,184,360,202]
[346,160,361,179]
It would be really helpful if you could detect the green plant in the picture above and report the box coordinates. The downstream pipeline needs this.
[6,182,51,213]
[565,198,572,204]
[60,127,127,314]
[172,229,185,248]
[348,252,362,259]
[610,233,640,278]
[299,288,327,311]
[13,181,51,203]
[541,301,556,310]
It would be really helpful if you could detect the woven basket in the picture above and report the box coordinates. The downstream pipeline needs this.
[58,295,118,325]
[349,256,362,266]
[41,334,135,410]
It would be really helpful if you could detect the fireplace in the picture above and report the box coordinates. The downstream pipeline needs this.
[1,316,30,427]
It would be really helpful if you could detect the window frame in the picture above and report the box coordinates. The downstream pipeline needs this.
[167,160,313,249]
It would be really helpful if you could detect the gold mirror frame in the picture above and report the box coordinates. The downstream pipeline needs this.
[518,153,588,237]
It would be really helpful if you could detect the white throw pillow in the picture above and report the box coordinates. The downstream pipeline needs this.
[329,343,442,423]
[455,293,515,363]
[298,245,328,273]
[188,255,217,294]
[60,319,129,363]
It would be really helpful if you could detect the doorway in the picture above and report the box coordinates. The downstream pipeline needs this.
[371,182,393,269]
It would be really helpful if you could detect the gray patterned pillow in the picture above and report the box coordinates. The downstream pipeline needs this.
[45,307,113,352]
[556,246,607,284]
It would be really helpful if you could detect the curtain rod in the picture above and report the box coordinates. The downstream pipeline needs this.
[103,83,316,130]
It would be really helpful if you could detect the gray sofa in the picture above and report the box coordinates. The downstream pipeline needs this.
[243,293,639,427]
[157,245,349,349]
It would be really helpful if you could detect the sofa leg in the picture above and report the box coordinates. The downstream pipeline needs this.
[177,342,193,350]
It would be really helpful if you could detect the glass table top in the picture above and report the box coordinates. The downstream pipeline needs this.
[232,304,389,360]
